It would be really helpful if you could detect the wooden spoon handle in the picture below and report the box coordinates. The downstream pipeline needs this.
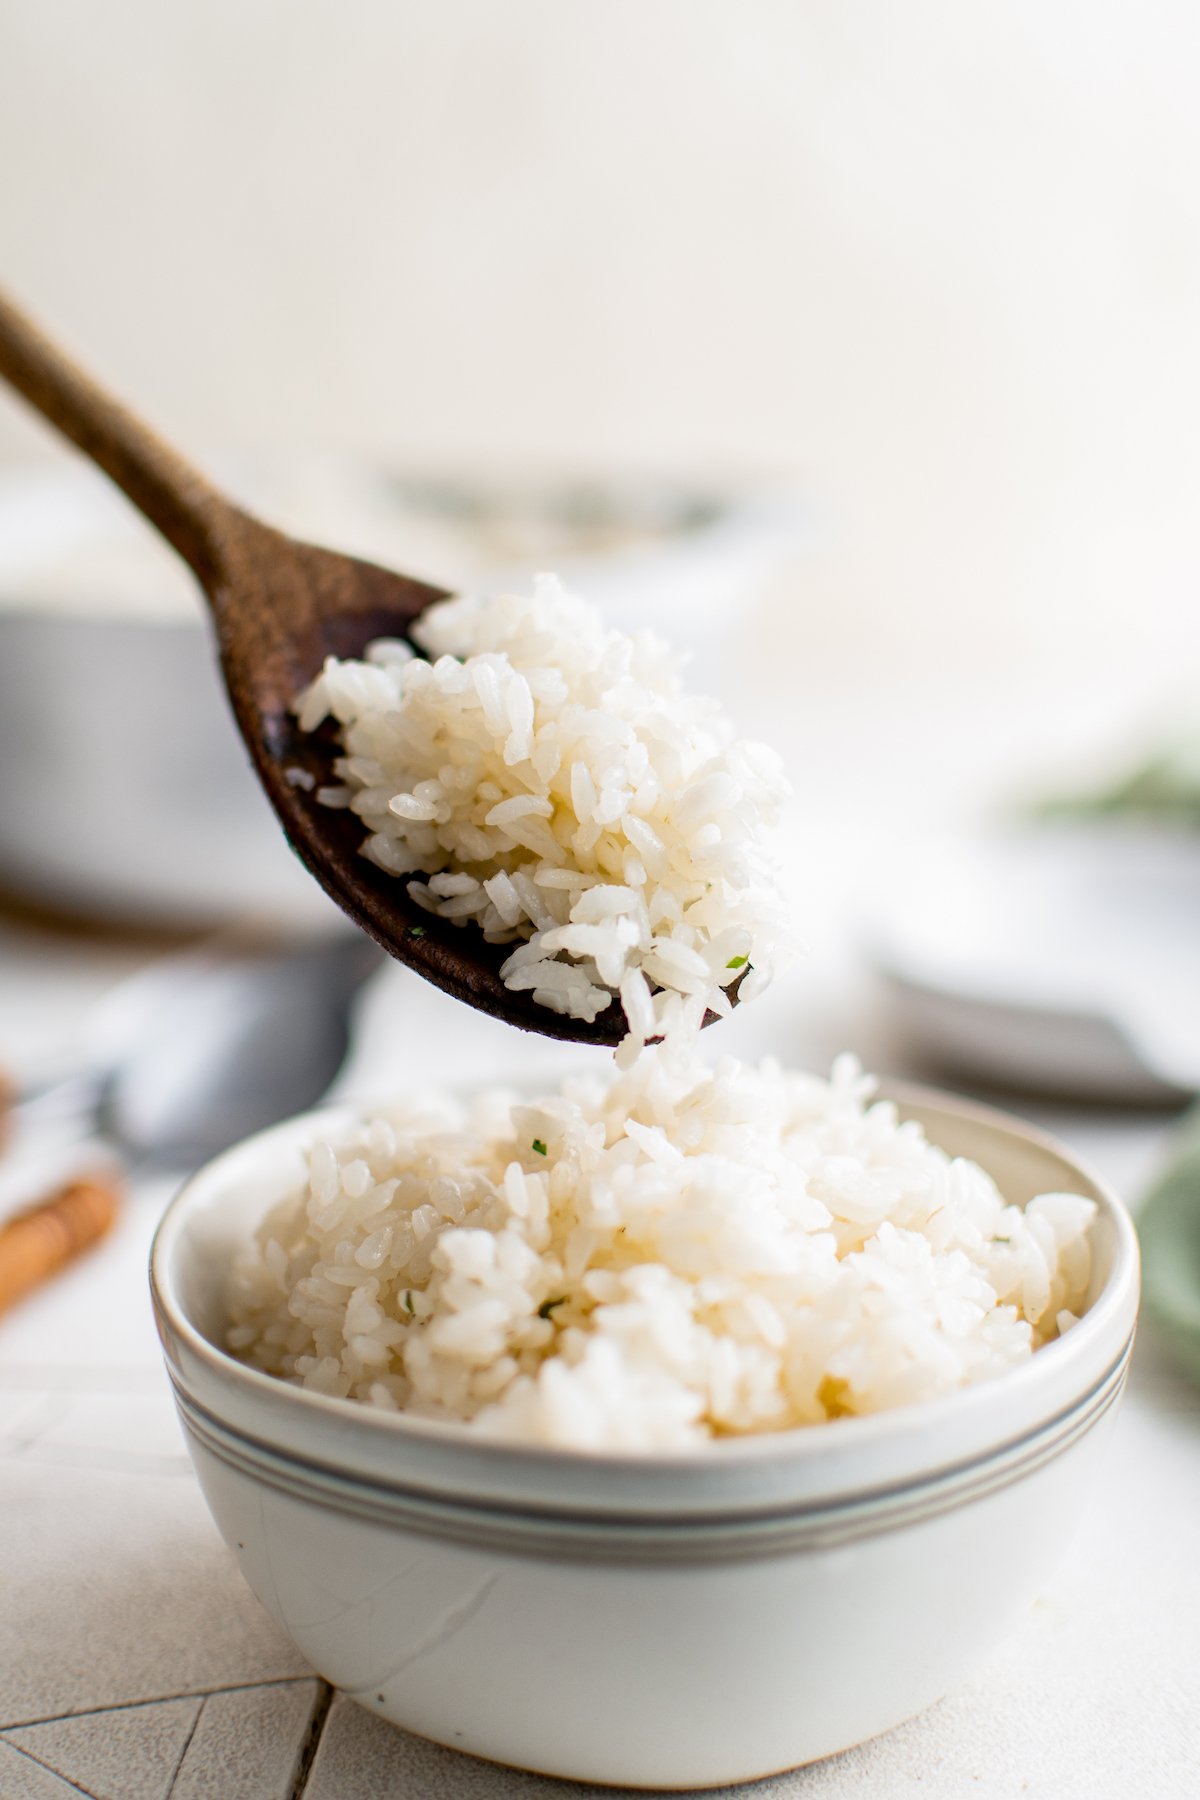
[0,1174,121,1317]
[0,285,241,588]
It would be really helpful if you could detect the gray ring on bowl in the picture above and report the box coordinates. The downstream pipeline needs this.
[165,1329,1132,1564]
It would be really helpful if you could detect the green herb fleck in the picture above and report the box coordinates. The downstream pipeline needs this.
[409,925,427,939]
[531,1138,548,1156]
[404,1289,416,1315]
[538,1296,567,1320]
[991,1235,1011,1246]
[726,954,748,970]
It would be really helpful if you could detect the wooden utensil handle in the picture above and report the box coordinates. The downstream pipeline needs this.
[0,1175,121,1316]
[0,285,239,588]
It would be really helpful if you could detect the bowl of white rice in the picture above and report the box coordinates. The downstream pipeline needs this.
[151,1055,1138,1789]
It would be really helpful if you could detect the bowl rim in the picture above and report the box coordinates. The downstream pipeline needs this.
[150,1075,1140,1508]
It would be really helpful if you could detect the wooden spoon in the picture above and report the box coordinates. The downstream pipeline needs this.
[0,289,721,1046]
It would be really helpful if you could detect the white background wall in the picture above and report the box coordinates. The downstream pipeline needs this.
[2,0,1199,822]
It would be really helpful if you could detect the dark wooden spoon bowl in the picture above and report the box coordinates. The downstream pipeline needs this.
[0,286,666,1044]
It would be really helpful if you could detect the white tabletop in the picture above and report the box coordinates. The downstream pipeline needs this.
[1,915,1197,1800]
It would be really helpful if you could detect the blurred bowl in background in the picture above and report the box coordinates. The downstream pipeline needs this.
[0,459,803,929]
[863,825,1200,1104]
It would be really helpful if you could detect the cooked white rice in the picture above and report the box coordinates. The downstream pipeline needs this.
[294,577,790,1058]
[226,1053,1096,1450]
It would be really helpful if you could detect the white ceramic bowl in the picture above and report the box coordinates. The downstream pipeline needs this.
[150,1086,1139,1790]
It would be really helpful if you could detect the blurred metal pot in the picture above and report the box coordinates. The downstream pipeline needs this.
[0,458,803,927]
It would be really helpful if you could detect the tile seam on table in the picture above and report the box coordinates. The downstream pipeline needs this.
[164,1693,206,1800]
[0,1735,103,1800]
[0,1392,72,1455]
[285,1680,334,1800]
[0,1444,193,1476]
[0,1368,164,1388]
[0,1676,317,1735]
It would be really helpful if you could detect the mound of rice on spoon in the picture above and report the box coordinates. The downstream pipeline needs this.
[296,576,789,1060]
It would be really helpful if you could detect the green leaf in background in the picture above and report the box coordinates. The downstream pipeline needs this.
[1038,731,1200,829]
[1138,1105,1200,1387]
